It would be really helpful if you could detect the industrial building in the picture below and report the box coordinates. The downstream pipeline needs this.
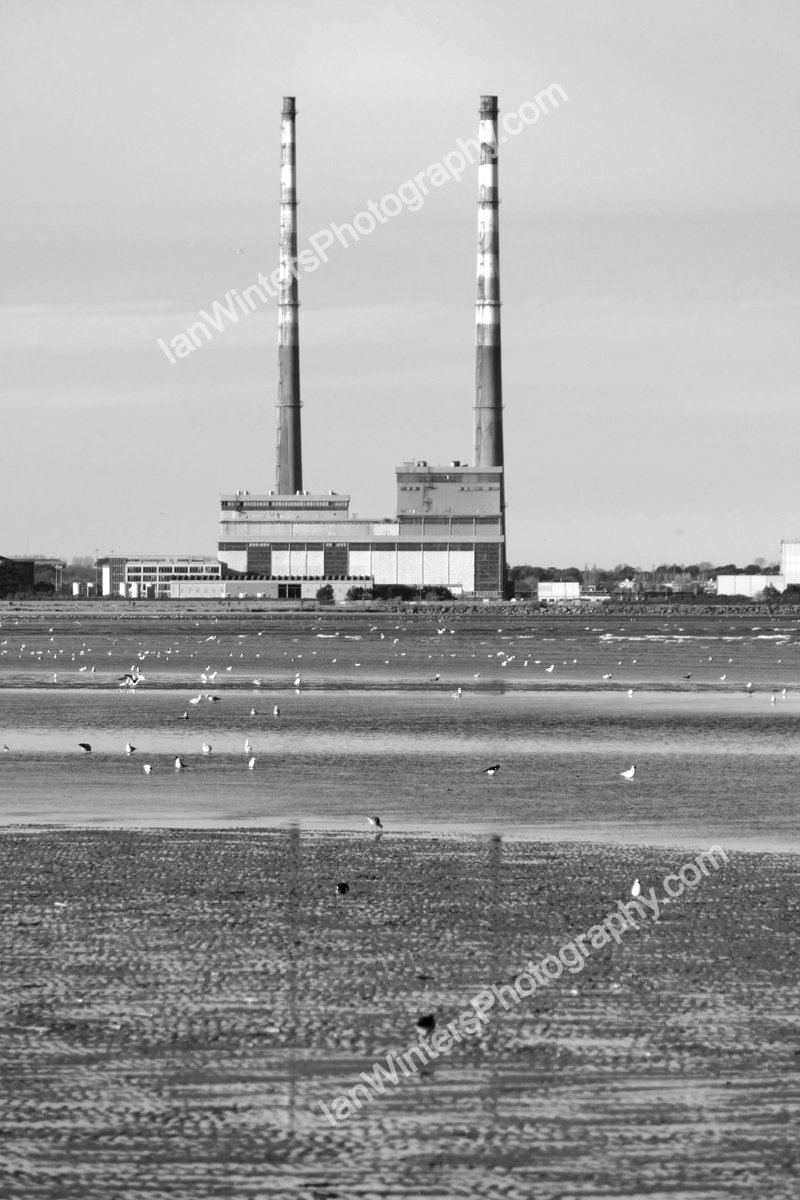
[217,95,508,600]
[0,556,65,597]
[99,555,222,599]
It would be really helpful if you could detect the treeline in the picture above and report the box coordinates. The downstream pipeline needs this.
[509,561,780,587]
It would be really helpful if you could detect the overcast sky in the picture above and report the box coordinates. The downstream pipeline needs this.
[2,0,798,568]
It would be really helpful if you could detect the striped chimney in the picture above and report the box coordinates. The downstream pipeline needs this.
[473,95,504,470]
[275,96,303,494]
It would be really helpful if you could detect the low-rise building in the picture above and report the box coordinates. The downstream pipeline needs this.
[715,574,785,598]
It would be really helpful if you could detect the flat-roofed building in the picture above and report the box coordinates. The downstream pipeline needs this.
[781,541,800,585]
[99,556,222,598]
[218,460,504,598]
[715,574,785,597]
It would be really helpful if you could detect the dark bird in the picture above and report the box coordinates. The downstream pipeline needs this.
[78,743,92,752]
[416,1013,436,1033]
[336,882,349,898]
[482,763,500,776]
[683,673,692,680]
[366,816,383,831]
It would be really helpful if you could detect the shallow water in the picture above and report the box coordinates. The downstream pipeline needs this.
[1,682,799,852]
[3,610,800,850]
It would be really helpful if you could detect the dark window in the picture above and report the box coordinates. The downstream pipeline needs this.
[474,543,501,593]
[324,544,348,576]
[247,547,272,575]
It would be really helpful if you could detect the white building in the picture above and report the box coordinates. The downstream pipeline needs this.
[715,574,785,598]
[537,581,580,603]
[780,541,800,585]
[100,556,222,599]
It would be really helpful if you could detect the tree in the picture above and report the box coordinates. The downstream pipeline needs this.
[316,584,334,605]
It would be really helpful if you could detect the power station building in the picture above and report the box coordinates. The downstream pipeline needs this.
[217,96,508,600]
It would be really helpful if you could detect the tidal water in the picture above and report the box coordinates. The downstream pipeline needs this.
[2,610,800,851]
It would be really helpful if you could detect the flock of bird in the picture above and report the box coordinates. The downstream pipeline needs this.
[75,731,263,774]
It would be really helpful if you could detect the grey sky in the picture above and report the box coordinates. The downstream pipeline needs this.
[2,0,798,567]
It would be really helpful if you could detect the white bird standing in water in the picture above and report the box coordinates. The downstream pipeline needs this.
[125,742,136,755]
[247,756,256,770]
[174,756,185,770]
[143,763,152,775]
[620,765,636,780]
[202,743,212,754]
[631,878,641,897]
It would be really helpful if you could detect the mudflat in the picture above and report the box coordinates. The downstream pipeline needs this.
[2,828,799,1198]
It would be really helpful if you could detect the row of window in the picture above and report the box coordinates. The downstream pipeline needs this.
[244,544,493,554]
[396,473,499,484]
[222,499,347,511]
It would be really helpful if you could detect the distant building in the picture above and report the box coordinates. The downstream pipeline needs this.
[99,556,222,599]
[0,556,64,597]
[715,574,785,598]
[780,541,800,585]
[537,580,580,604]
[218,462,504,599]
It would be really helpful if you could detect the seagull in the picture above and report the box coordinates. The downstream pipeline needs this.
[545,664,554,673]
[482,763,500,776]
[179,712,188,720]
[202,743,212,754]
[249,707,257,716]
[683,673,692,680]
[336,882,349,898]
[631,878,641,897]
[273,706,280,717]
[602,673,612,680]
[627,689,634,698]
[174,756,185,770]
[244,739,252,754]
[78,743,92,752]
[620,765,636,780]
[143,763,152,775]
[189,694,202,706]
[207,695,220,703]
[247,756,256,769]
[125,742,136,754]
[416,1013,436,1033]
[366,816,383,831]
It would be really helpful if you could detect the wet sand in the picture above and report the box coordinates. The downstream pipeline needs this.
[2,828,799,1198]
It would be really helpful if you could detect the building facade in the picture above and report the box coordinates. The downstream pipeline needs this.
[99,556,222,598]
[218,460,504,598]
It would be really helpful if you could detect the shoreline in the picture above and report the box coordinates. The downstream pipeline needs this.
[1,822,797,857]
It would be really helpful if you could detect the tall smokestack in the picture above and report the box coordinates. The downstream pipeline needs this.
[473,95,504,470]
[275,96,303,494]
